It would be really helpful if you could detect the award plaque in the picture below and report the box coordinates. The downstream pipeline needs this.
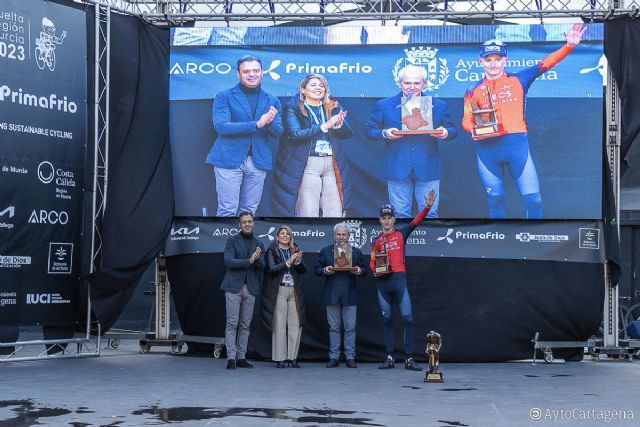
[332,242,358,272]
[471,88,500,140]
[395,95,443,136]
[425,331,444,383]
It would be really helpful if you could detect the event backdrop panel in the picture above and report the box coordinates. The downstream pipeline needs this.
[169,24,603,220]
[0,0,86,325]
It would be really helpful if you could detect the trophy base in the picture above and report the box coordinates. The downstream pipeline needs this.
[394,129,444,136]
[472,125,500,140]
[332,267,358,272]
[374,267,390,275]
[424,372,444,383]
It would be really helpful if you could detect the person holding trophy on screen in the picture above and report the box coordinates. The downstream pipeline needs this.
[272,74,353,217]
[461,23,587,219]
[366,65,457,218]
[370,189,436,371]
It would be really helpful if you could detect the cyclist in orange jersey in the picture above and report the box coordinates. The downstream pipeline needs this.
[462,23,587,218]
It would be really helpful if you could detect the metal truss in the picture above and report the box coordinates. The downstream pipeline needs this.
[91,1,640,24]
[90,2,110,280]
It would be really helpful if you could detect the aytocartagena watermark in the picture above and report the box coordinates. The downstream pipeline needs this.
[529,408,635,423]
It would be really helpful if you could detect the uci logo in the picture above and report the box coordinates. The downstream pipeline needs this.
[26,293,51,304]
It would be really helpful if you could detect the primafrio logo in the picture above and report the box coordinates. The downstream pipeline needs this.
[258,226,275,242]
[437,228,505,244]
[437,228,455,244]
[393,46,449,91]
[35,17,67,72]
[344,220,368,249]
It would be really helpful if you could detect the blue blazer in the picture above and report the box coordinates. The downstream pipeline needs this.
[314,244,367,306]
[220,233,266,296]
[206,84,284,171]
[365,93,457,181]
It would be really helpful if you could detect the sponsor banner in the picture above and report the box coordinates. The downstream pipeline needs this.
[165,218,605,264]
[0,0,85,326]
[170,29,604,100]
[0,289,19,323]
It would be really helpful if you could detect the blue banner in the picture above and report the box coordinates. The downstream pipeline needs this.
[171,43,604,100]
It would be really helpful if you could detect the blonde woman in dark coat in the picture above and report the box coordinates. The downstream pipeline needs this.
[261,225,306,367]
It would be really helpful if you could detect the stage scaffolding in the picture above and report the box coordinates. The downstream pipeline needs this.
[95,0,640,22]
[4,0,635,362]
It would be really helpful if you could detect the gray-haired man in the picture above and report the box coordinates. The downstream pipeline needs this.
[315,223,367,368]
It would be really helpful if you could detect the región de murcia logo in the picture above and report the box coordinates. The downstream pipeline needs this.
[393,46,449,92]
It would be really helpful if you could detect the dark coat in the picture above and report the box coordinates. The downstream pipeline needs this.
[272,95,354,216]
[220,233,265,296]
[314,244,367,306]
[260,243,307,331]
[365,93,457,181]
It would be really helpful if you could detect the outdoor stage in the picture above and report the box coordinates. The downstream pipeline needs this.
[0,335,637,426]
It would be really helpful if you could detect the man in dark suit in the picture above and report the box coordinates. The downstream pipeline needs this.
[221,211,265,370]
[315,222,367,368]
[206,55,284,216]
[365,65,457,218]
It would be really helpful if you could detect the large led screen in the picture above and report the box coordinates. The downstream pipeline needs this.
[170,24,603,219]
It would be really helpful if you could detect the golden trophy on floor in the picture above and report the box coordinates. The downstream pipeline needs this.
[425,330,444,383]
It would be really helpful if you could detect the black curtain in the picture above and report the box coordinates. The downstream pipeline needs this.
[167,254,603,362]
[605,19,640,175]
[87,14,173,332]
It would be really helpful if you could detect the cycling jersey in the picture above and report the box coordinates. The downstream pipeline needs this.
[462,44,574,137]
[369,205,430,273]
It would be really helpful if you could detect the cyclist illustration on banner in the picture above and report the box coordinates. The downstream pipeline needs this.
[35,17,66,71]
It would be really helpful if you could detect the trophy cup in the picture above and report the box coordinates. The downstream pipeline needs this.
[424,331,444,383]
[373,241,390,275]
[332,242,358,272]
[470,88,500,140]
[395,94,444,136]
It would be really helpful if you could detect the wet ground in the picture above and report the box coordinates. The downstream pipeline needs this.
[1,339,639,426]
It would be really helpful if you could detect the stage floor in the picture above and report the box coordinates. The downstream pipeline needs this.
[1,337,638,427]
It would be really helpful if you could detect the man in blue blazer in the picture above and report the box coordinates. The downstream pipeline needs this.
[366,65,457,218]
[315,222,367,368]
[221,211,265,370]
[206,55,284,216]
